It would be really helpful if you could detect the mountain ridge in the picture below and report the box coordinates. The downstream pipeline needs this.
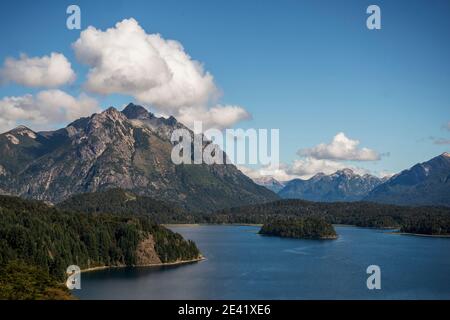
[0,103,278,211]
[365,152,450,206]
[278,169,384,202]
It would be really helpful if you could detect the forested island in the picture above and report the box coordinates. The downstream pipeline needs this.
[0,195,202,299]
[212,200,450,236]
[259,218,337,240]
[56,189,450,236]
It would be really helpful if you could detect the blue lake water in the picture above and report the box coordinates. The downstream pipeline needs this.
[74,225,450,299]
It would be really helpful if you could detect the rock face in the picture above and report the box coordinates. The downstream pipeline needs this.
[278,169,384,202]
[0,103,278,211]
[253,177,286,193]
[135,235,162,265]
[365,153,450,207]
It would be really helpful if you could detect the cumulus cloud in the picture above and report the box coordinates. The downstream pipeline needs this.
[239,158,373,181]
[0,90,99,133]
[298,132,380,161]
[178,105,251,131]
[239,132,383,182]
[0,53,76,88]
[289,157,347,178]
[238,164,295,182]
[72,18,249,129]
[288,157,371,179]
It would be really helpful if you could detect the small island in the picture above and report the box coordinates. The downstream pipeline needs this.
[259,217,338,240]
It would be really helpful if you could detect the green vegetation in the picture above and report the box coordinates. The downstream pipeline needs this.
[209,200,450,235]
[259,218,337,239]
[0,260,73,300]
[58,190,450,236]
[400,216,450,236]
[0,195,201,287]
[56,188,193,223]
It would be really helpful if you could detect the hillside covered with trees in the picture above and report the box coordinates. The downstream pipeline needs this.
[211,200,450,235]
[57,190,450,236]
[0,195,201,299]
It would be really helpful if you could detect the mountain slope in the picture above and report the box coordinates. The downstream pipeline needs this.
[253,177,285,193]
[278,169,384,202]
[365,153,450,206]
[0,103,278,211]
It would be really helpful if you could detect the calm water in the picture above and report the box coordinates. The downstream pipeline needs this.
[75,225,450,300]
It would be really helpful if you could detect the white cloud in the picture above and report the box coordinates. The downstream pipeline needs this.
[298,132,380,161]
[288,157,370,179]
[239,157,376,182]
[447,121,450,131]
[178,105,251,131]
[0,53,76,88]
[72,18,249,130]
[289,157,347,178]
[0,90,99,133]
[238,164,296,182]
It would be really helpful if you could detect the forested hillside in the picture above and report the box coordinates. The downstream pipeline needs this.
[210,200,450,235]
[0,195,201,282]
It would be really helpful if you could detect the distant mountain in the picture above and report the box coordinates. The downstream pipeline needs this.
[365,153,450,206]
[253,177,285,193]
[0,103,278,211]
[278,169,384,202]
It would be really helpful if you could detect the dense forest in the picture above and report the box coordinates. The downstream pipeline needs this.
[57,189,195,223]
[259,217,337,239]
[400,216,450,235]
[58,190,450,235]
[0,195,201,299]
[209,200,450,235]
[0,260,73,300]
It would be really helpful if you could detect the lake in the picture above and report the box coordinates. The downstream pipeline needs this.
[74,225,450,299]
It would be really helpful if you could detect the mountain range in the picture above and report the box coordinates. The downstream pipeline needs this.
[0,103,448,209]
[254,176,286,193]
[278,169,385,202]
[365,153,450,206]
[0,103,278,211]
[259,153,450,206]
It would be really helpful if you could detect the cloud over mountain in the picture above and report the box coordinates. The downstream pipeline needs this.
[0,53,75,88]
[73,18,249,129]
[298,132,380,161]
[242,132,382,181]
[0,90,99,132]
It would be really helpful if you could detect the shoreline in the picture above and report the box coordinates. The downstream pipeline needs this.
[164,223,263,227]
[80,256,206,274]
[388,232,450,238]
[165,223,450,239]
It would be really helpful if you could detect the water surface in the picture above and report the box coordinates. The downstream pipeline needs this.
[75,225,450,299]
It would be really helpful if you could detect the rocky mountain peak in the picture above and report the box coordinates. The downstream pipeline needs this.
[337,168,355,176]
[0,103,278,210]
[8,125,37,139]
[279,169,383,202]
[122,103,153,120]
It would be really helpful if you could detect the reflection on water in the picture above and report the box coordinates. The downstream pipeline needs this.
[75,225,450,300]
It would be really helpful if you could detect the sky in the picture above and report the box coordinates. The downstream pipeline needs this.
[0,0,449,180]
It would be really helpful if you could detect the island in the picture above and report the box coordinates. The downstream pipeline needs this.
[259,217,338,240]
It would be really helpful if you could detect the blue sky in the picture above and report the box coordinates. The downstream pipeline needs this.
[0,0,449,179]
